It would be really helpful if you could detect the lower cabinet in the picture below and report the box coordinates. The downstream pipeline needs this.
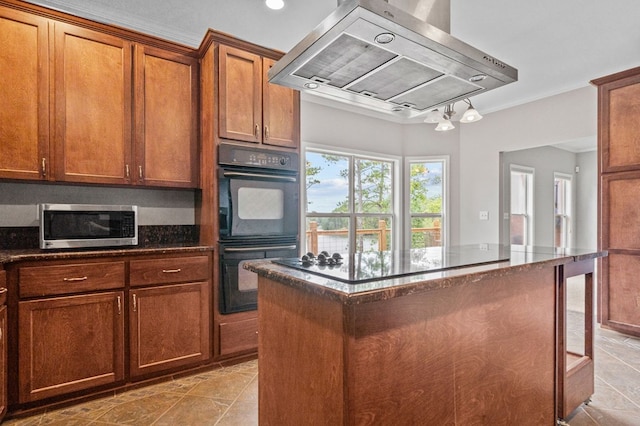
[10,250,213,409]
[1,274,7,421]
[218,314,258,357]
[18,292,125,402]
[130,281,211,377]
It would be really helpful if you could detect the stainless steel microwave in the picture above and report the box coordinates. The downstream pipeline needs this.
[39,204,138,249]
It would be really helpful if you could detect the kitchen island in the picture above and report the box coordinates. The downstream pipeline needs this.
[246,244,606,425]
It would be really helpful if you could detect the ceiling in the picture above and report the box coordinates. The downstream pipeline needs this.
[30,0,640,120]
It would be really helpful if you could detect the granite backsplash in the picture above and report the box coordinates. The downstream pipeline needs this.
[0,225,199,250]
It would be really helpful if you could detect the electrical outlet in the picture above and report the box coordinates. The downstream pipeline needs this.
[479,211,489,220]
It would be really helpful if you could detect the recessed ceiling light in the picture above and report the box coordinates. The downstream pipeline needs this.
[265,0,284,10]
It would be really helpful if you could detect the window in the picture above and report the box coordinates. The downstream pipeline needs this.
[510,165,534,245]
[407,158,446,248]
[554,173,572,248]
[305,149,396,254]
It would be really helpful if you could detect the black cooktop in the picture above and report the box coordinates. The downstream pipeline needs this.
[272,244,511,284]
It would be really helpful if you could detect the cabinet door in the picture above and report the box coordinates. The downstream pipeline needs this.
[18,291,125,402]
[0,7,50,180]
[134,45,199,188]
[130,282,211,377]
[219,45,262,143]
[53,22,132,184]
[597,72,640,173]
[0,302,6,420]
[263,58,300,149]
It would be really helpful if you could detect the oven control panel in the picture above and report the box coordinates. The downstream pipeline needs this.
[218,143,298,172]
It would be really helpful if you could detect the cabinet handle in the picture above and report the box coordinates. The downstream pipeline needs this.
[41,157,47,177]
[0,288,7,295]
[125,164,130,179]
[254,124,260,139]
[264,125,269,140]
[0,326,2,341]
[117,296,121,315]
[63,276,88,282]
[162,268,182,274]
[138,165,143,180]
[133,293,137,312]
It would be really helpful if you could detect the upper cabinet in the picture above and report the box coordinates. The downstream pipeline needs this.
[133,45,199,188]
[53,22,133,185]
[593,68,640,173]
[0,2,200,188]
[0,6,50,181]
[218,45,299,149]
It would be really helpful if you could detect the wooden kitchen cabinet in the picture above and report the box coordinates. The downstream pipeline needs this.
[592,67,640,337]
[16,259,126,403]
[0,272,7,422]
[18,291,125,402]
[219,44,299,148]
[133,45,199,187]
[0,1,200,188]
[129,255,211,377]
[0,6,50,181]
[53,22,133,185]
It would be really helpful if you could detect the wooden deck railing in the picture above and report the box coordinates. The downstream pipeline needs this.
[306,220,441,253]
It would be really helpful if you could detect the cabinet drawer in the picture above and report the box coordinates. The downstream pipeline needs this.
[20,262,125,297]
[219,317,258,356]
[130,255,209,286]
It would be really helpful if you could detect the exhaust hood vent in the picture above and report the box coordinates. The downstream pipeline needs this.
[268,0,517,120]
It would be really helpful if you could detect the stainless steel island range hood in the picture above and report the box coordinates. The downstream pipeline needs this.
[268,0,517,120]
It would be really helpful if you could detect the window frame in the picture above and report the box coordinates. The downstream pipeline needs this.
[553,172,573,249]
[404,156,449,249]
[302,143,401,254]
[509,164,535,246]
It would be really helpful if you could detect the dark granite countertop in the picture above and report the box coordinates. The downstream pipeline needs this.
[245,244,607,304]
[0,243,215,266]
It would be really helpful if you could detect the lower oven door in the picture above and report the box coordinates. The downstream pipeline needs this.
[219,242,298,314]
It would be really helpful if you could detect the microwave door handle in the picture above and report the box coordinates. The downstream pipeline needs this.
[224,245,297,252]
[222,171,297,182]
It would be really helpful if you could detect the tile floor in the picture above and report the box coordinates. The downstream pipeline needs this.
[4,325,639,425]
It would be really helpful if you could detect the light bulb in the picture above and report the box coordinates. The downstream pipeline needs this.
[265,0,284,10]
[435,119,455,132]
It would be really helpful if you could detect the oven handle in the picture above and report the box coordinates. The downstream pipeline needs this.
[224,244,297,252]
[222,171,297,182]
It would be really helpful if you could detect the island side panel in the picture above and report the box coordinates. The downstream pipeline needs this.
[258,276,347,425]
[349,266,557,425]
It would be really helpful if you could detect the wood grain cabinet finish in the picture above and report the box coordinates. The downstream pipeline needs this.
[218,315,258,356]
[53,22,133,185]
[129,281,211,377]
[0,277,6,422]
[129,254,211,377]
[18,291,125,403]
[218,45,299,148]
[0,2,200,188]
[593,66,640,337]
[133,45,199,187]
[0,6,50,181]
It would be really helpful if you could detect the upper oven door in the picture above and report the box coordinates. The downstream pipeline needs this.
[219,168,299,240]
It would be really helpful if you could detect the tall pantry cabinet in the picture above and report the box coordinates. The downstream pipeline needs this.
[592,66,640,337]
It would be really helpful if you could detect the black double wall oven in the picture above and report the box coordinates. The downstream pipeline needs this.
[218,143,299,314]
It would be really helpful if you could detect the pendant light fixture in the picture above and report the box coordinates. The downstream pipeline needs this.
[265,0,284,10]
[425,98,483,131]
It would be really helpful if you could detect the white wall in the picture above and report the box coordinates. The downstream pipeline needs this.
[459,86,597,244]
[501,146,580,248]
[576,150,598,249]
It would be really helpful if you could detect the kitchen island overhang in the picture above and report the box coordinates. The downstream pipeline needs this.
[246,244,606,425]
